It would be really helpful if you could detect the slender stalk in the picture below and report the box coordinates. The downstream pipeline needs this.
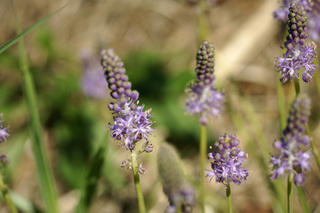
[0,175,18,213]
[197,0,208,44]
[200,125,207,213]
[226,183,233,213]
[131,150,146,213]
[15,12,59,213]
[287,173,293,213]
[294,78,300,96]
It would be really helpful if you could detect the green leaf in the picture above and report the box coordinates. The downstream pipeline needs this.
[0,4,67,54]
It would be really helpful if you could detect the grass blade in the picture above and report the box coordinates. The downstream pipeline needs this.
[0,4,66,54]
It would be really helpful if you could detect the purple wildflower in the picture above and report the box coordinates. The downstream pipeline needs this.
[101,49,155,152]
[80,51,108,99]
[185,41,224,126]
[0,113,9,143]
[205,134,249,185]
[275,3,318,83]
[158,143,195,213]
[269,94,312,186]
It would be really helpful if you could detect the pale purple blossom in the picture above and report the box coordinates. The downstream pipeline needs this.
[269,94,312,186]
[80,51,108,99]
[205,134,249,185]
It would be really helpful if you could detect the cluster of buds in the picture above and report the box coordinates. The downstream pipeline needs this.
[185,41,224,126]
[274,0,320,42]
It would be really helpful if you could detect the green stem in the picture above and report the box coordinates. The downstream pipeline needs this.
[226,183,233,213]
[197,0,208,44]
[200,125,207,213]
[15,14,59,213]
[0,175,18,213]
[294,78,300,96]
[131,151,146,213]
[287,173,293,213]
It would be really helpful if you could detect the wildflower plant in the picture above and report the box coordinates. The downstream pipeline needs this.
[185,41,224,126]
[101,48,155,213]
[158,143,195,213]
[205,134,249,213]
[269,94,312,186]
[185,40,224,212]
[275,3,318,83]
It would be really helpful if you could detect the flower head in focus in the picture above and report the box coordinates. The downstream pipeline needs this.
[205,134,249,185]
[275,3,318,83]
[269,94,312,186]
[185,41,224,126]
[80,51,108,99]
[158,143,195,213]
[100,49,155,154]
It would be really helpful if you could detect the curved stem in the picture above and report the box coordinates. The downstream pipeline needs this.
[200,125,207,213]
[0,175,18,213]
[226,183,233,213]
[131,151,146,213]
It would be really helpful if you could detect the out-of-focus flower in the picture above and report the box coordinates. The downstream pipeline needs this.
[0,113,10,169]
[0,113,9,143]
[80,51,108,99]
[269,94,312,186]
[275,3,318,83]
[205,134,249,185]
[100,49,155,152]
[274,1,320,43]
[158,143,195,213]
[185,41,224,126]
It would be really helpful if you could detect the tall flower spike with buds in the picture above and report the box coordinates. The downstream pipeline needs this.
[269,94,312,186]
[275,3,318,83]
[185,41,224,126]
[158,143,195,213]
[101,49,155,153]
[274,0,320,43]
[205,134,249,185]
